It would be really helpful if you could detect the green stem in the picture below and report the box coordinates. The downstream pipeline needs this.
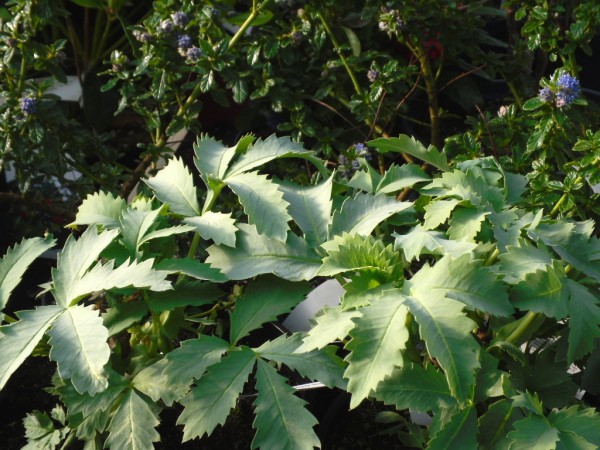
[16,46,27,94]
[549,175,583,218]
[505,311,539,345]
[484,248,499,267]
[317,11,362,96]
[228,0,273,49]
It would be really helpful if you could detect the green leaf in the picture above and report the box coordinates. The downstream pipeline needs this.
[155,258,226,282]
[373,363,456,412]
[330,192,412,237]
[498,239,553,284]
[147,280,223,313]
[343,293,410,408]
[447,206,489,241]
[104,388,160,450]
[254,333,346,389]
[507,416,560,450]
[409,254,513,316]
[427,406,477,450]
[225,171,292,241]
[134,335,229,406]
[48,305,110,395]
[478,399,524,450]
[393,226,477,261]
[23,410,64,449]
[376,163,431,194]
[319,233,403,280]
[565,280,600,363]
[230,276,308,345]
[102,300,148,336]
[59,369,128,417]
[252,358,320,450]
[193,134,239,184]
[51,227,119,307]
[369,135,450,171]
[139,224,195,245]
[119,207,161,254]
[423,198,461,230]
[0,305,64,391]
[403,291,480,404]
[178,347,256,441]
[69,191,126,228]
[144,157,200,217]
[276,176,333,246]
[341,277,394,310]
[549,406,600,447]
[522,97,545,110]
[184,212,237,247]
[341,25,361,56]
[511,262,569,318]
[296,306,360,352]
[0,236,56,311]
[206,224,321,281]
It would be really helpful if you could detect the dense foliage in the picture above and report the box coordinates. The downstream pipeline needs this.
[1,0,600,449]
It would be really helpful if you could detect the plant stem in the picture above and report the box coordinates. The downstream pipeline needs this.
[505,310,539,345]
[549,175,583,217]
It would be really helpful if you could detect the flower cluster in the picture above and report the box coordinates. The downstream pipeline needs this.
[186,46,202,62]
[19,97,37,115]
[378,6,405,34]
[367,69,379,83]
[538,70,581,108]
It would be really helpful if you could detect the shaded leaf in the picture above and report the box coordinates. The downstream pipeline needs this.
[478,399,524,450]
[147,280,223,313]
[296,306,360,352]
[427,406,477,450]
[155,258,226,282]
[511,262,569,319]
[507,415,559,450]
[565,280,600,363]
[393,225,477,261]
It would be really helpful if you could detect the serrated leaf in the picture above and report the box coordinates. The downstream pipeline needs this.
[144,157,200,217]
[507,415,559,450]
[276,176,333,246]
[206,224,321,281]
[102,300,148,336]
[393,225,477,261]
[512,391,544,415]
[428,406,477,450]
[448,206,490,241]
[330,192,412,237]
[226,134,323,177]
[0,305,64,391]
[155,258,226,282]
[252,358,320,450]
[376,163,431,194]
[226,171,292,241]
[347,163,382,193]
[423,199,461,230]
[478,399,524,450]
[319,233,403,280]
[178,347,256,441]
[549,406,600,447]
[134,335,229,406]
[511,262,569,318]
[104,389,160,450]
[51,227,119,307]
[230,276,308,344]
[184,212,237,247]
[565,280,600,363]
[410,254,513,316]
[498,240,554,284]
[48,305,110,395]
[59,369,128,416]
[254,333,346,389]
[69,191,126,228]
[193,134,241,184]
[403,291,480,403]
[147,280,223,312]
[296,306,360,352]
[23,410,64,449]
[0,236,56,311]
[119,207,161,254]
[369,135,450,171]
[373,363,456,412]
[342,276,393,310]
[344,293,409,408]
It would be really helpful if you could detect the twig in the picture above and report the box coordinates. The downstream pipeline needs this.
[438,64,486,93]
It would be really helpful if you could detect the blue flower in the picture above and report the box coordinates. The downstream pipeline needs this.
[160,19,174,33]
[367,69,379,82]
[538,87,554,103]
[351,159,361,170]
[172,11,190,27]
[20,97,37,115]
[186,46,202,62]
[177,34,193,50]
[555,72,580,107]
[338,154,349,166]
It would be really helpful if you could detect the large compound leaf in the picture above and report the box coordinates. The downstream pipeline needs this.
[48,305,110,395]
[498,239,553,284]
[506,415,560,450]
[51,227,119,308]
[409,254,513,316]
[427,406,477,450]
[226,171,292,241]
[447,206,489,241]
[144,157,200,217]
[119,207,161,254]
[344,293,410,408]
[230,276,309,345]
[59,369,128,417]
[330,192,412,237]
[565,280,600,363]
[178,347,256,441]
[376,163,431,194]
[549,406,600,448]
[373,363,457,412]
[193,134,240,184]
[0,236,55,311]
[104,388,160,450]
[403,291,480,404]
[184,212,237,247]
[226,134,325,177]
[206,224,321,281]
[134,335,229,406]
[511,262,569,319]
[69,191,126,228]
[0,305,64,390]
[276,176,333,246]
[254,333,346,390]
[423,199,461,230]
[296,306,360,352]
[369,135,450,171]
[252,358,320,450]
[393,226,477,262]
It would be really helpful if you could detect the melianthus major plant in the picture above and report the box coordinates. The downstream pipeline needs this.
[1,132,600,449]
